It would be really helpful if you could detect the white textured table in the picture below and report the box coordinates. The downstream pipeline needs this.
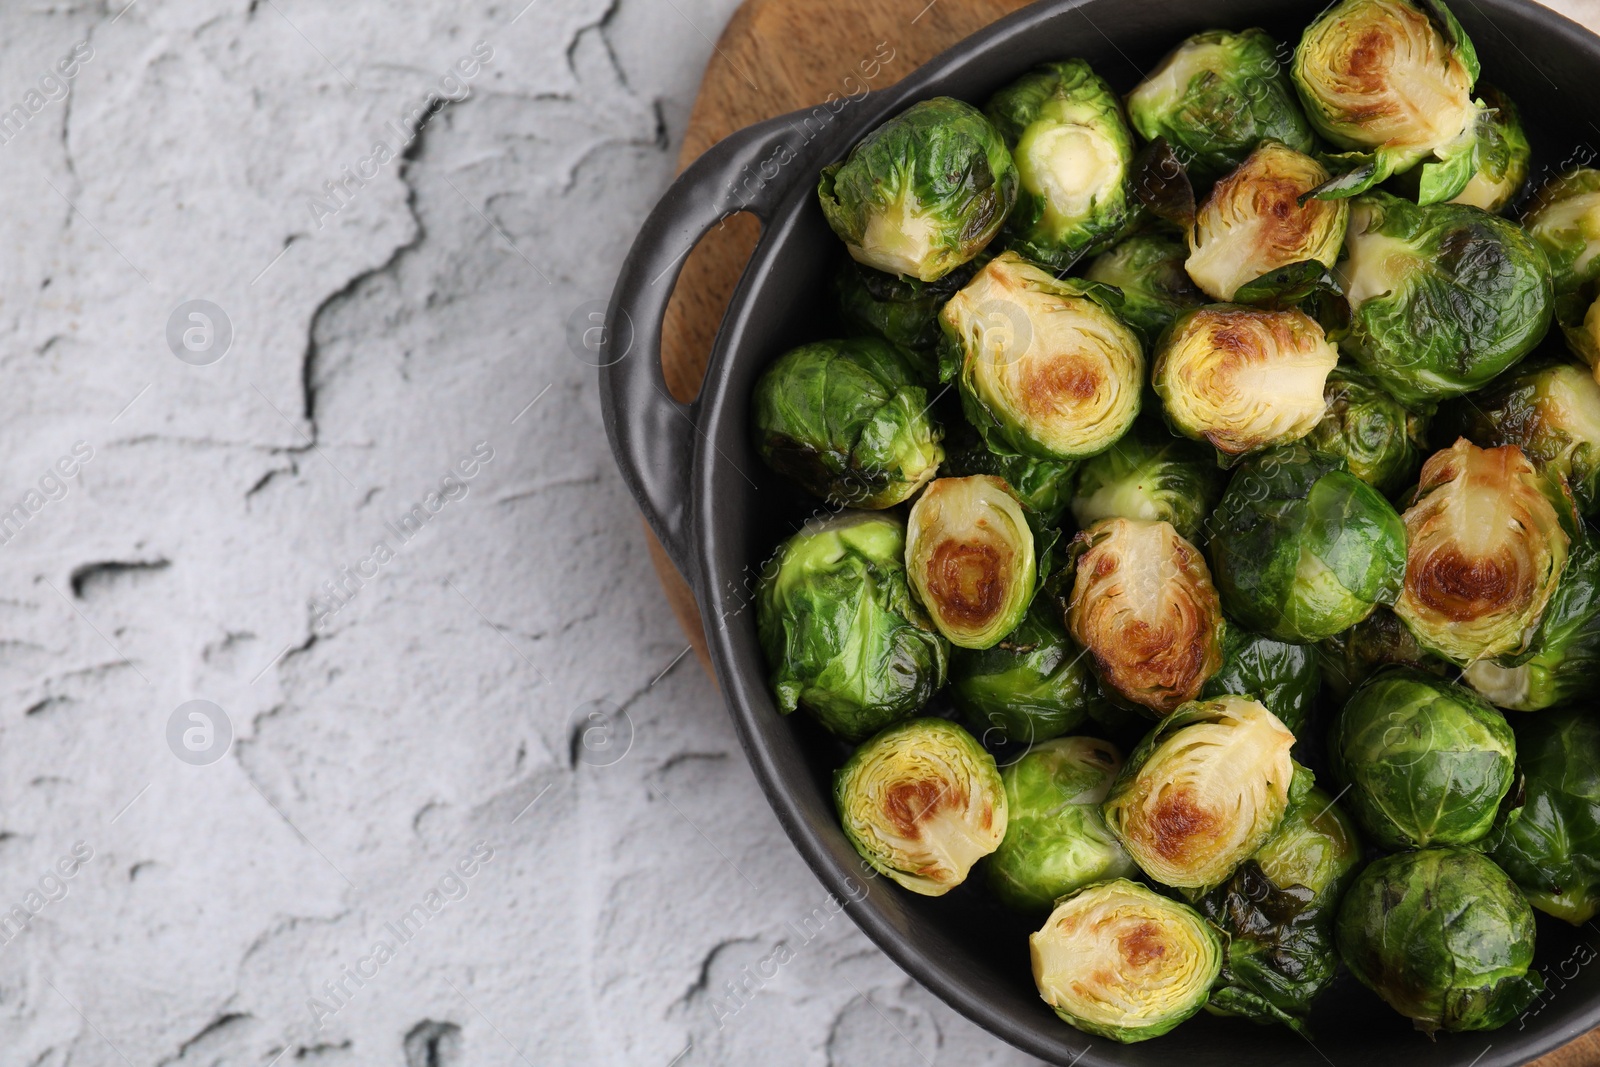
[2,2,1597,1065]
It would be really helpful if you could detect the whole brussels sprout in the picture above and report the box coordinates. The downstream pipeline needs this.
[1031,879,1222,1042]
[831,254,985,362]
[1395,439,1573,665]
[1303,366,1429,496]
[939,252,1144,462]
[1082,232,1205,345]
[1185,143,1349,305]
[1492,708,1600,923]
[986,737,1137,912]
[1068,420,1225,544]
[1292,0,1481,203]
[1438,359,1600,515]
[1466,538,1600,712]
[752,338,942,508]
[757,513,948,741]
[1449,85,1529,214]
[834,718,1005,896]
[905,475,1036,649]
[1524,167,1600,295]
[985,60,1136,270]
[941,429,1077,527]
[1066,517,1225,715]
[1332,668,1517,849]
[1317,605,1449,700]
[951,599,1106,745]
[1336,192,1553,407]
[1197,786,1362,1033]
[1154,306,1338,459]
[1337,848,1543,1034]
[818,97,1017,282]
[1103,695,1300,889]
[1207,445,1408,644]
[1201,626,1320,737]
[1126,29,1314,185]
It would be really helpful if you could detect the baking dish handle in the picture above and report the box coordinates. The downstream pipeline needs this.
[599,110,832,582]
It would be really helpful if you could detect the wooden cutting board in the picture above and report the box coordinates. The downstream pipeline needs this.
[644,4,1600,1063]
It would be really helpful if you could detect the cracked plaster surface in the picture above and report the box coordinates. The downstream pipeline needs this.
[1,0,1598,1064]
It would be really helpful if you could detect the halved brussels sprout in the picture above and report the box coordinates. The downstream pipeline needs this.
[1336,848,1543,1034]
[831,254,985,362]
[1208,445,1408,644]
[1126,29,1314,185]
[1333,668,1517,849]
[1066,518,1225,715]
[986,60,1136,270]
[987,737,1137,912]
[1395,439,1572,665]
[1103,695,1299,889]
[752,338,942,508]
[906,476,1035,649]
[1185,143,1348,305]
[1031,879,1222,1042]
[951,599,1106,745]
[1154,306,1337,458]
[941,428,1077,527]
[1317,605,1449,700]
[1303,367,1429,496]
[1292,0,1481,203]
[1440,359,1600,515]
[835,718,1006,896]
[1336,192,1553,407]
[1082,232,1205,345]
[1201,626,1320,737]
[1492,708,1600,923]
[1068,420,1225,545]
[1466,538,1600,712]
[940,252,1144,462]
[757,513,948,740]
[1197,786,1362,1033]
[1449,85,1529,213]
[1562,292,1600,377]
[1524,167,1600,295]
[819,97,1017,282]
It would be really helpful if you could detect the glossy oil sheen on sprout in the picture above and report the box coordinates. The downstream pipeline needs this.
[1492,708,1600,924]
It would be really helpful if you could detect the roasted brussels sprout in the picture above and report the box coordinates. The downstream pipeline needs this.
[1103,695,1299,889]
[940,252,1144,462]
[752,338,942,508]
[1524,167,1600,295]
[1333,669,1517,849]
[986,60,1136,269]
[1082,232,1205,345]
[1303,367,1428,496]
[1439,359,1600,515]
[987,737,1137,912]
[906,475,1036,649]
[940,429,1077,527]
[1185,142,1348,305]
[1154,306,1337,458]
[1317,605,1448,700]
[1208,445,1408,644]
[1450,85,1529,213]
[1466,539,1600,712]
[1068,420,1225,544]
[951,600,1105,745]
[1492,708,1600,923]
[1066,518,1225,715]
[1031,879,1222,1042]
[1561,292,1600,376]
[1336,192,1554,406]
[819,97,1017,282]
[835,718,1006,896]
[1292,0,1481,203]
[1337,848,1543,1034]
[1201,626,1320,737]
[831,254,984,362]
[1126,29,1314,185]
[757,513,948,740]
[1395,439,1572,665]
[1197,786,1361,1033]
